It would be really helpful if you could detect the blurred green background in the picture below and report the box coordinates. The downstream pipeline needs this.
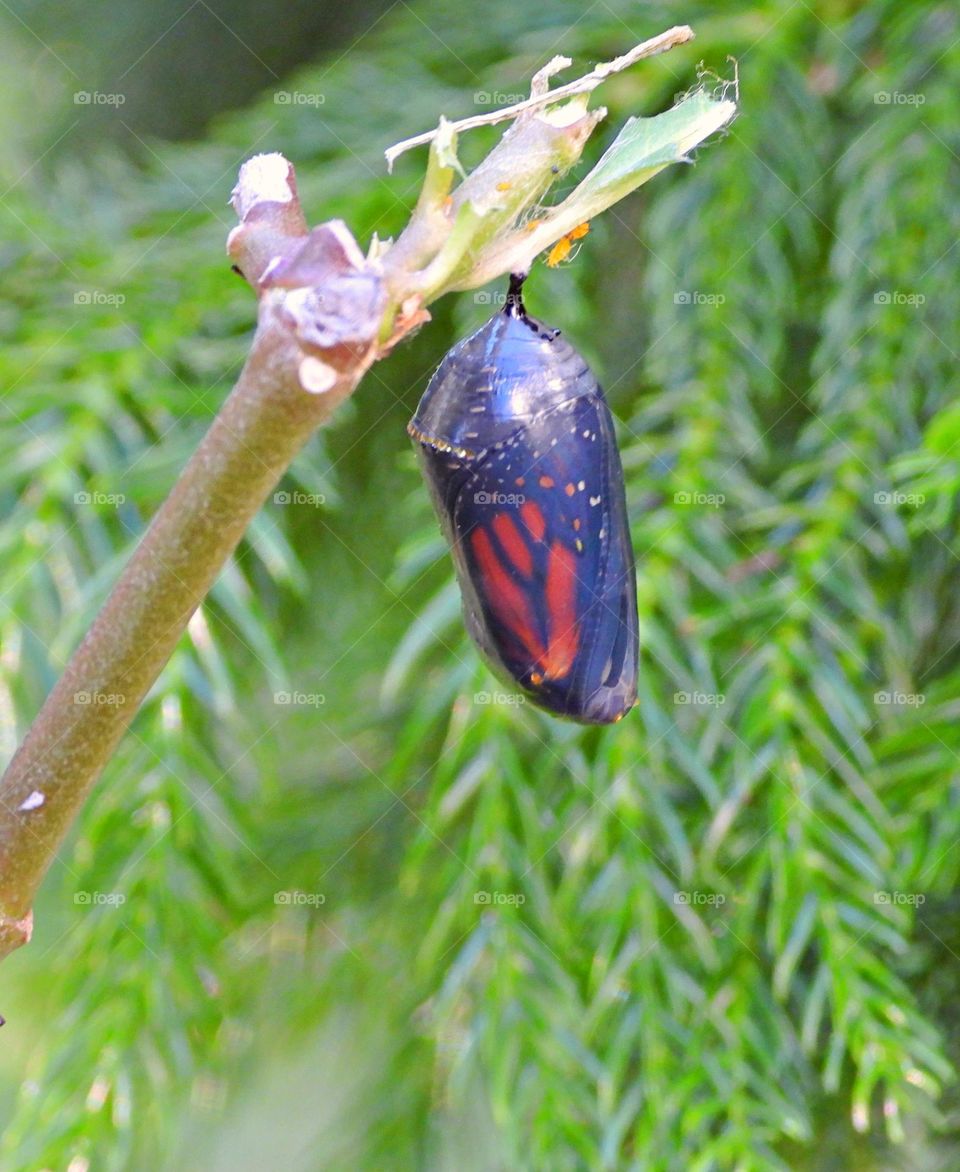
[1,0,959,1168]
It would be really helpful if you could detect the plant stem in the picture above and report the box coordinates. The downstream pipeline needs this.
[383,25,694,168]
[0,317,366,959]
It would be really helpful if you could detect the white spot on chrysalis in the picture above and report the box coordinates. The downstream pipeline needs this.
[19,790,44,811]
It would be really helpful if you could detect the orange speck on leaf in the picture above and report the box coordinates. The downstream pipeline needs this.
[546,238,571,267]
[546,221,590,267]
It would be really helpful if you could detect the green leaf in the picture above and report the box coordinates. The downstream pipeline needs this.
[562,89,737,215]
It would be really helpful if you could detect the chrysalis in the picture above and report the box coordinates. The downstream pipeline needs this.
[408,274,638,724]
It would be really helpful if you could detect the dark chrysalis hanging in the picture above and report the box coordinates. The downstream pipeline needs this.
[408,274,638,724]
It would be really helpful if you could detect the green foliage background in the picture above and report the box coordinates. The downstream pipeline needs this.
[1,0,959,1168]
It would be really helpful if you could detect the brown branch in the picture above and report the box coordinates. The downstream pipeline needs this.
[383,25,695,168]
[0,155,383,959]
